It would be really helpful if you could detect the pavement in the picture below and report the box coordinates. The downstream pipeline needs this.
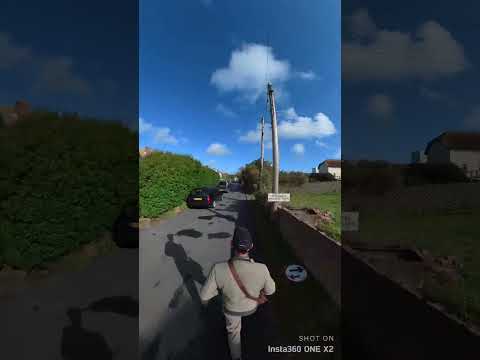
[0,248,139,360]
[140,184,281,360]
[0,184,279,360]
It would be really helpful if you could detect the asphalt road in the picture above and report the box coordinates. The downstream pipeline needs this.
[140,184,280,360]
[0,248,139,360]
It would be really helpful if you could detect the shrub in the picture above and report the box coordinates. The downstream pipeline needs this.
[280,171,307,187]
[342,161,402,195]
[309,172,336,182]
[139,152,218,217]
[0,111,138,269]
[405,163,469,186]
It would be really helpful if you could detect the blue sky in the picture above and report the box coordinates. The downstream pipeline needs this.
[140,0,340,173]
[1,0,138,126]
[342,1,480,162]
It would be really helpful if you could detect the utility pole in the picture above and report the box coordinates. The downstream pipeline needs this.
[259,116,265,191]
[267,83,280,211]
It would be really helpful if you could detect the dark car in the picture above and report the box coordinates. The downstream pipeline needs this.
[217,180,228,193]
[186,187,221,209]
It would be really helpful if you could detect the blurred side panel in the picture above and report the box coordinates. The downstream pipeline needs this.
[0,1,139,359]
[341,1,480,358]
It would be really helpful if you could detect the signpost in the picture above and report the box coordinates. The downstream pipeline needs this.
[267,193,290,202]
[342,211,359,231]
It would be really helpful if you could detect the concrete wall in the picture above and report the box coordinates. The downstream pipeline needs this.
[451,149,480,178]
[273,206,480,359]
[341,245,479,359]
[275,207,341,304]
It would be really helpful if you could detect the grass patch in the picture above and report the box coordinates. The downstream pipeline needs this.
[253,200,341,359]
[359,210,480,326]
[282,189,341,241]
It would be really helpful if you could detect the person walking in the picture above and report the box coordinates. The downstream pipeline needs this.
[200,226,276,360]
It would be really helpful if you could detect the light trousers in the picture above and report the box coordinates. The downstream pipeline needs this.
[224,313,242,360]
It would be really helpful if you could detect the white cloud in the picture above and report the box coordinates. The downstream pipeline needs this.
[33,56,91,96]
[419,87,445,101]
[0,32,31,69]
[367,94,394,118]
[292,143,305,155]
[139,117,179,145]
[155,128,179,145]
[139,117,153,134]
[207,143,231,156]
[215,103,237,118]
[346,8,377,39]
[238,107,336,143]
[343,10,469,81]
[1,32,92,96]
[239,122,272,143]
[315,140,328,148]
[295,70,317,80]
[211,43,291,103]
[278,107,336,139]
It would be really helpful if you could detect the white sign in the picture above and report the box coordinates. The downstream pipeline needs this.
[342,212,359,231]
[268,193,290,202]
[285,265,307,282]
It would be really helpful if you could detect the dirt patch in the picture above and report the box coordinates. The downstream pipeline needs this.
[351,246,465,301]
[288,207,337,239]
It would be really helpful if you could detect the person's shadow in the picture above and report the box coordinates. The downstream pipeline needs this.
[113,203,139,249]
[61,308,113,360]
[164,234,207,307]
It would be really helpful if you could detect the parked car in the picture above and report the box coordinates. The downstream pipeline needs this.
[186,187,221,208]
[217,180,228,193]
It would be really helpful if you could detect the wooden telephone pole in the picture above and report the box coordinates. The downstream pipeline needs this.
[267,83,280,211]
[259,116,265,191]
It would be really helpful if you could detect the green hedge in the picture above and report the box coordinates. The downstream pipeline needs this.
[139,152,218,217]
[0,111,138,269]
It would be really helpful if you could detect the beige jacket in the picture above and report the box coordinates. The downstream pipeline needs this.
[200,255,276,316]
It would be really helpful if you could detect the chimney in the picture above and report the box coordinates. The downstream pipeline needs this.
[14,100,31,118]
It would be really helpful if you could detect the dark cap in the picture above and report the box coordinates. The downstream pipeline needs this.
[232,226,253,252]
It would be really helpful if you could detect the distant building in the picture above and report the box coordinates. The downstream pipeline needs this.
[411,150,427,164]
[425,131,480,179]
[316,159,341,180]
[139,147,154,158]
[0,100,31,127]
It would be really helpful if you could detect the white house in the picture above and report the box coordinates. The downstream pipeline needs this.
[411,150,427,164]
[425,132,480,179]
[316,159,341,180]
